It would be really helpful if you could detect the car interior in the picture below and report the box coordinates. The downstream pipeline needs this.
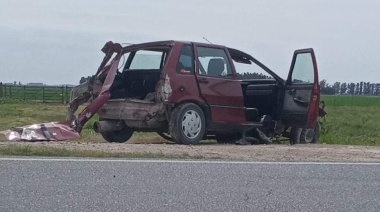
[109,48,169,100]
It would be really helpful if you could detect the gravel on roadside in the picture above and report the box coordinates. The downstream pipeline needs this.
[1,140,380,162]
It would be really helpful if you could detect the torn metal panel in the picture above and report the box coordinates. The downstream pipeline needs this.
[69,42,123,132]
[0,122,80,141]
[98,99,167,128]
[67,80,92,121]
[162,74,172,101]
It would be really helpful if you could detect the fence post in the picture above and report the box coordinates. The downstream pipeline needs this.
[61,86,64,104]
[23,86,26,101]
[0,83,2,99]
[9,85,12,98]
[63,85,67,104]
[42,86,45,102]
[4,84,6,98]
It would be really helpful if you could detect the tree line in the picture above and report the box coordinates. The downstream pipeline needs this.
[320,80,380,95]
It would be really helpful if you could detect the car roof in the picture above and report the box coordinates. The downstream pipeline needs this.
[119,40,283,82]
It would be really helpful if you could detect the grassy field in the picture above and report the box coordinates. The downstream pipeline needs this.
[1,95,380,146]
[0,102,68,131]
[319,95,380,145]
[321,95,380,107]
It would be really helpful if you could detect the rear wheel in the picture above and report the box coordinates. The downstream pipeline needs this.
[169,103,206,145]
[101,125,134,143]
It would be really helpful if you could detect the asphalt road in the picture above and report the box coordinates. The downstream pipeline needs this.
[1,158,379,212]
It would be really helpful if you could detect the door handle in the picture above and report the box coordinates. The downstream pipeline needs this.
[198,78,209,84]
[293,97,309,107]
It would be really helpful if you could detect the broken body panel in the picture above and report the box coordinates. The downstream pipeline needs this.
[1,122,80,141]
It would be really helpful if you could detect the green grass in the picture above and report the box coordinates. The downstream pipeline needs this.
[0,144,203,159]
[319,106,380,145]
[321,95,380,107]
[319,95,380,145]
[0,102,68,131]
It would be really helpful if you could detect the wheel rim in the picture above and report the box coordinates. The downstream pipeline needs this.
[304,129,315,143]
[181,110,201,139]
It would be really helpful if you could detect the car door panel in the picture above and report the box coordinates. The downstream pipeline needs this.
[197,76,245,124]
[282,49,319,128]
[282,84,314,126]
[194,44,245,124]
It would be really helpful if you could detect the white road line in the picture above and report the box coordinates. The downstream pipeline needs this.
[0,157,379,165]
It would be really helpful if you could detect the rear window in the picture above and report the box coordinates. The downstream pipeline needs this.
[128,50,165,70]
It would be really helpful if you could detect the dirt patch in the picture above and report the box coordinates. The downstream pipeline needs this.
[1,138,380,162]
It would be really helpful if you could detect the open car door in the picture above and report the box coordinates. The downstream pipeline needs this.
[282,48,320,128]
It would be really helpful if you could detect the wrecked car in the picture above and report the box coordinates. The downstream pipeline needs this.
[66,40,322,145]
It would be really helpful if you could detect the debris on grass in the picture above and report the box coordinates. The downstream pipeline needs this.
[0,122,79,141]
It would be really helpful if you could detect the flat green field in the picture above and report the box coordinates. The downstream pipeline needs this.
[321,95,380,107]
[319,95,380,145]
[1,95,380,146]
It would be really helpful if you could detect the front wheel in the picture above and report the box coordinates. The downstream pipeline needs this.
[290,122,320,144]
[169,103,206,145]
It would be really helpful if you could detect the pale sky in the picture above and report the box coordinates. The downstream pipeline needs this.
[0,0,379,85]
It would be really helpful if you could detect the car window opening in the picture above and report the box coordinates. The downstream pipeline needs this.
[109,48,169,101]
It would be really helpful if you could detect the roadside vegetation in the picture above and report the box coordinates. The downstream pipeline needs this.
[1,95,380,149]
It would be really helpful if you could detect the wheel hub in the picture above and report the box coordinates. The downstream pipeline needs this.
[181,110,201,139]
[304,129,315,143]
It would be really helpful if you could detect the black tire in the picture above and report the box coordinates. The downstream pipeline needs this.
[157,132,173,141]
[289,127,302,145]
[301,122,320,144]
[101,126,134,143]
[169,103,206,145]
[290,122,320,145]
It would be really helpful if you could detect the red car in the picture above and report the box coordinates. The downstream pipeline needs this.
[69,40,321,145]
